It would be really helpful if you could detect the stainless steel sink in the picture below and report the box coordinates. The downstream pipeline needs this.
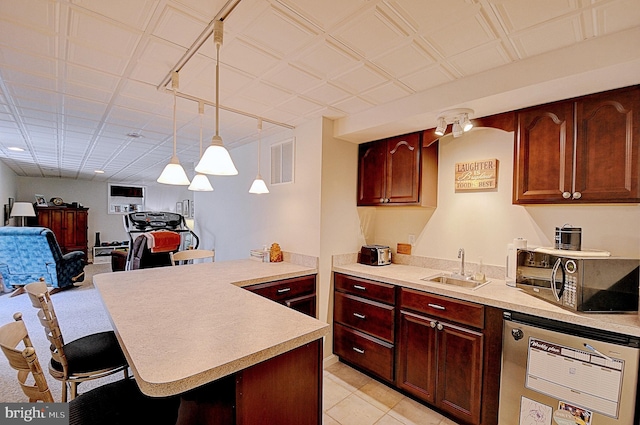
[421,273,490,290]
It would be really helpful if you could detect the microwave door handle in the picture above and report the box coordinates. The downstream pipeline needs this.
[550,258,562,302]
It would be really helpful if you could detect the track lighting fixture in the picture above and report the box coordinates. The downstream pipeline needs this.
[434,108,474,138]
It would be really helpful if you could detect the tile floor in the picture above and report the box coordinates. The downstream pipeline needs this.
[323,361,459,425]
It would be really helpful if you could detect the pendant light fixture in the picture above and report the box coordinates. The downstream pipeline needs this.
[189,101,214,191]
[157,72,191,185]
[249,118,269,194]
[195,20,238,176]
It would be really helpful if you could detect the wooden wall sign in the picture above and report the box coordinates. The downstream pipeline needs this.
[455,158,498,191]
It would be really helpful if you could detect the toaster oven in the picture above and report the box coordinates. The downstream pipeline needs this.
[359,245,391,266]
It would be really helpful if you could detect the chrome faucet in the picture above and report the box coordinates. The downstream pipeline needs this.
[458,248,465,276]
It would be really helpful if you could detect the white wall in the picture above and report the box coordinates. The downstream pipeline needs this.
[0,161,17,226]
[193,118,323,261]
[367,128,640,268]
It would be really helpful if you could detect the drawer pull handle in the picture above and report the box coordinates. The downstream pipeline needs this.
[353,285,366,291]
[352,347,365,354]
[428,303,446,310]
[353,313,366,320]
[277,287,291,294]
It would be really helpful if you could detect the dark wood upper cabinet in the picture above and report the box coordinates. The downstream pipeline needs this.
[358,132,437,206]
[514,85,640,204]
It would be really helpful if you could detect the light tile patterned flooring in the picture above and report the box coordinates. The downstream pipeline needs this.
[323,362,460,425]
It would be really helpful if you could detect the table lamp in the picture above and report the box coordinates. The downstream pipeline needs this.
[10,202,36,226]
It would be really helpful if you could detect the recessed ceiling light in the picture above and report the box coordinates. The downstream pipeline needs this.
[94,170,105,174]
[8,147,25,152]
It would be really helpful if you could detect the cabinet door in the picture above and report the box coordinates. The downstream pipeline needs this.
[436,322,483,425]
[386,133,421,204]
[574,86,640,202]
[285,294,316,318]
[514,102,574,203]
[396,311,437,404]
[357,141,387,205]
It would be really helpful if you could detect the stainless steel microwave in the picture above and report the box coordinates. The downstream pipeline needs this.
[515,249,640,313]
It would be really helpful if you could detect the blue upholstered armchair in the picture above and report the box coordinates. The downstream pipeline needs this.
[0,227,85,294]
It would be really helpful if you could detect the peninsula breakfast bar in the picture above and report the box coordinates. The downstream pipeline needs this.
[94,259,329,425]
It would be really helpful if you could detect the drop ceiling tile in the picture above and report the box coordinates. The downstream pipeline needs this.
[510,16,582,58]
[221,38,281,77]
[332,95,375,115]
[152,5,207,48]
[370,40,436,79]
[0,0,57,31]
[292,38,361,80]
[593,0,640,34]
[0,21,56,57]
[67,41,131,76]
[386,0,469,33]
[398,65,454,92]
[262,63,322,94]
[360,81,412,105]
[66,64,120,92]
[63,96,108,119]
[64,82,113,104]
[241,5,319,57]
[426,12,497,58]
[70,0,157,30]
[491,0,578,32]
[1,70,56,92]
[129,37,187,84]
[448,41,511,77]
[302,82,351,105]
[67,8,142,58]
[241,81,294,107]
[0,49,57,75]
[270,95,324,116]
[332,64,388,94]
[332,4,409,58]
[276,0,368,31]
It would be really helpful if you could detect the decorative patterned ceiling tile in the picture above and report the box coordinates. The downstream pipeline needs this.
[241,4,320,57]
[592,0,640,34]
[0,0,57,31]
[510,16,582,58]
[398,65,455,93]
[152,5,207,48]
[448,41,511,77]
[302,82,351,105]
[293,38,361,79]
[63,96,108,119]
[0,21,56,57]
[129,38,187,83]
[332,63,388,94]
[332,4,409,58]
[66,64,120,92]
[67,8,142,58]
[370,40,436,79]
[385,0,471,33]
[1,69,56,92]
[262,63,323,94]
[425,12,497,58]
[221,38,281,77]
[490,0,578,32]
[0,49,57,76]
[240,81,294,107]
[67,41,131,76]
[70,0,157,29]
[360,81,412,105]
[65,82,113,104]
[276,95,325,116]
[275,0,368,31]
[331,95,375,115]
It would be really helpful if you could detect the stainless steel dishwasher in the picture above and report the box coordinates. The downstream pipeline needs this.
[499,311,640,425]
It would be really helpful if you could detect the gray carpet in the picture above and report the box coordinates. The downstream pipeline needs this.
[0,263,124,403]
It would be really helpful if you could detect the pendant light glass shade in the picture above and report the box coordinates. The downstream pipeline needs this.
[189,173,214,191]
[249,118,269,194]
[158,72,190,185]
[158,155,191,185]
[194,20,238,176]
[189,101,214,191]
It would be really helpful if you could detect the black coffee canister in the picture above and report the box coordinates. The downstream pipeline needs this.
[555,224,581,250]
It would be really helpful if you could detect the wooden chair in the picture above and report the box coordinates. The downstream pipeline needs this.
[0,313,180,424]
[0,312,54,402]
[170,249,215,265]
[24,280,128,401]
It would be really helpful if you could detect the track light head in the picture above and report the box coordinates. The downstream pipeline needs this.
[434,108,474,138]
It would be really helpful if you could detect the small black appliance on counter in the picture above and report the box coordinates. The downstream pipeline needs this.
[359,245,391,266]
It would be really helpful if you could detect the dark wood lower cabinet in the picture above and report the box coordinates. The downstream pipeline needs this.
[245,275,317,318]
[333,273,502,425]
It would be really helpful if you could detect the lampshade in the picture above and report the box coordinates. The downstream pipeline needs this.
[189,101,214,191]
[158,155,191,185]
[189,173,214,191]
[249,118,269,194]
[194,20,238,176]
[157,72,191,185]
[10,202,35,218]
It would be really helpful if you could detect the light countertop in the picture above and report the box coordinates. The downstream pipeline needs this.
[94,259,328,396]
[333,262,640,337]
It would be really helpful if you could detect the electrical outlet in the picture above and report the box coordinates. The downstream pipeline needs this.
[408,234,416,245]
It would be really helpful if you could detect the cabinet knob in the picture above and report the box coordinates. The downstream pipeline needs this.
[436,323,444,331]
[572,192,582,199]
[562,192,571,199]
[380,198,385,203]
[430,321,437,328]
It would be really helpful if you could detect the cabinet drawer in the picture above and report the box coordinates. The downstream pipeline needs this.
[399,288,484,329]
[246,275,315,302]
[334,292,394,343]
[333,323,394,382]
[335,273,395,305]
